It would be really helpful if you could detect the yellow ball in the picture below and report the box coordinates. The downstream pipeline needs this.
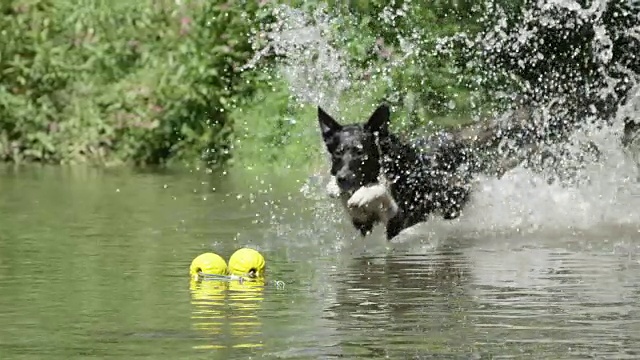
[190,252,228,278]
[228,248,266,278]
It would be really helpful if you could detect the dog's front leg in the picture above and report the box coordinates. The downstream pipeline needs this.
[385,211,406,240]
[347,183,398,222]
[347,183,386,207]
[380,193,399,223]
[352,219,375,236]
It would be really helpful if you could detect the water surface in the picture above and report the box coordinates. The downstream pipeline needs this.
[1,165,639,359]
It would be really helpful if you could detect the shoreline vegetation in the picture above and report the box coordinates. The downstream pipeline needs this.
[1,0,636,173]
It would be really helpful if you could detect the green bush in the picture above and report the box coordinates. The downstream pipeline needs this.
[317,0,498,134]
[226,1,498,172]
[4,0,627,170]
[230,74,325,173]
[0,0,274,166]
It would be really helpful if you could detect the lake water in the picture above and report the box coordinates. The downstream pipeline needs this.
[1,164,640,359]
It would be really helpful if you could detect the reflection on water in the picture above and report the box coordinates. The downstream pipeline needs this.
[320,230,640,359]
[190,279,227,349]
[324,247,478,358]
[464,232,640,359]
[2,165,640,359]
[228,280,265,349]
[190,278,265,351]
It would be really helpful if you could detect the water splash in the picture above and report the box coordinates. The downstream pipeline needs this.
[244,4,351,112]
[250,0,640,240]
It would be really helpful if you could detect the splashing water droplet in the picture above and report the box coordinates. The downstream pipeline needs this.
[239,0,640,244]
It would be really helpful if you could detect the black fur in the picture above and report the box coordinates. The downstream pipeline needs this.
[318,103,474,240]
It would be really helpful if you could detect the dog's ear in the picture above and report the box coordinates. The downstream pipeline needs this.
[364,104,390,135]
[318,107,342,140]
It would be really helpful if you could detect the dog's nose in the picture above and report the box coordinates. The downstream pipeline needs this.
[336,175,353,189]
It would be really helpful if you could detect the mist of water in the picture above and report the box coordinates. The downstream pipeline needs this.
[248,0,640,240]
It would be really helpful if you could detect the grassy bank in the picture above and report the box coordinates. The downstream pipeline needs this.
[1,0,495,172]
[229,77,324,174]
[3,0,633,171]
[0,0,276,167]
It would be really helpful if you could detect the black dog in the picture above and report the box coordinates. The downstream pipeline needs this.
[318,103,474,240]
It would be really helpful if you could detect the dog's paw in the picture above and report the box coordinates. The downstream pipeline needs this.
[384,198,399,220]
[347,184,387,208]
[325,176,341,199]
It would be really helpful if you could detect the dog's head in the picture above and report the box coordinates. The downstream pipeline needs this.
[317,104,390,194]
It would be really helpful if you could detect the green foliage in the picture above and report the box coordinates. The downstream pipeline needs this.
[230,74,324,173]
[7,0,605,171]
[223,0,502,171]
[0,0,274,166]
[317,0,497,135]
